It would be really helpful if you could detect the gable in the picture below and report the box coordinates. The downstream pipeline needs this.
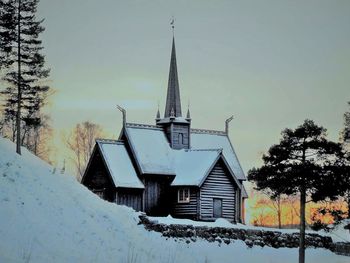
[200,158,238,221]
[191,131,246,180]
[82,140,144,189]
[81,146,115,189]
[97,140,144,189]
[171,149,221,186]
[199,155,241,189]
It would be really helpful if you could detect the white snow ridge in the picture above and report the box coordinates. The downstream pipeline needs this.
[0,137,348,263]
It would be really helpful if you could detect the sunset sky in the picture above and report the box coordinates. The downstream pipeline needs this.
[37,0,350,175]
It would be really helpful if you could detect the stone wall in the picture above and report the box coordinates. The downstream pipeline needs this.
[331,242,350,257]
[139,214,333,249]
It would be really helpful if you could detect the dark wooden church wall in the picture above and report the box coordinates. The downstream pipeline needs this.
[200,160,237,222]
[82,150,115,202]
[170,187,198,220]
[236,188,242,223]
[116,188,143,212]
[144,176,172,216]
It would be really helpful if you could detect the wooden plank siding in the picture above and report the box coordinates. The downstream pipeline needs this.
[81,149,116,202]
[116,188,143,212]
[170,187,199,220]
[200,159,237,222]
[143,176,172,216]
[171,124,190,149]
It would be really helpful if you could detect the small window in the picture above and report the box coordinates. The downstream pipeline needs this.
[178,188,190,203]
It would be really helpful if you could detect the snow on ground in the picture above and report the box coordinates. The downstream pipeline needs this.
[0,137,348,263]
[320,220,350,243]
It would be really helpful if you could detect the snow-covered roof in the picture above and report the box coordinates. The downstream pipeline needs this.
[171,149,221,186]
[123,124,246,184]
[191,131,246,180]
[124,125,174,175]
[97,140,144,189]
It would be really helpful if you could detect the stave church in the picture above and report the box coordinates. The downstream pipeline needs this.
[81,34,248,223]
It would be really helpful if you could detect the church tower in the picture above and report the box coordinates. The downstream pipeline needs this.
[156,36,191,149]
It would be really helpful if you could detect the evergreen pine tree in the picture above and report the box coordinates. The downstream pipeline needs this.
[248,119,348,263]
[0,0,50,155]
[341,102,350,144]
[0,0,16,68]
[340,102,350,218]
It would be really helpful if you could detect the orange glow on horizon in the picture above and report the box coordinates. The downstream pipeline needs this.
[247,188,347,228]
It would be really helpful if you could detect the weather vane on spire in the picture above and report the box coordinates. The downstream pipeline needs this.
[170,16,175,35]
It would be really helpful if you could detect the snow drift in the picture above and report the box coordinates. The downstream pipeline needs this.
[0,138,193,263]
[0,137,348,263]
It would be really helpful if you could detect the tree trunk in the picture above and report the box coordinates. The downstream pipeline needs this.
[34,127,38,155]
[12,122,16,142]
[299,186,306,263]
[347,192,350,219]
[16,0,21,155]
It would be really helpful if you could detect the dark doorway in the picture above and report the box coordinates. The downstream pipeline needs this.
[213,198,223,218]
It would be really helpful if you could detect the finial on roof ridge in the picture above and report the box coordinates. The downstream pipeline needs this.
[170,107,175,119]
[225,115,234,134]
[170,16,175,36]
[117,105,126,127]
[186,101,191,121]
[155,103,161,121]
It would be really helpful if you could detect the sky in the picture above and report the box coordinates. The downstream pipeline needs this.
[36,0,350,174]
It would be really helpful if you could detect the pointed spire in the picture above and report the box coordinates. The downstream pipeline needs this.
[186,108,191,120]
[186,101,191,121]
[155,104,161,121]
[164,36,182,118]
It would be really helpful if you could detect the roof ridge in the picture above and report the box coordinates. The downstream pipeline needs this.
[191,128,226,135]
[126,122,163,130]
[96,139,123,144]
[187,148,223,153]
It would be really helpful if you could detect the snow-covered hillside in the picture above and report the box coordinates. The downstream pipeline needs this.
[0,137,348,263]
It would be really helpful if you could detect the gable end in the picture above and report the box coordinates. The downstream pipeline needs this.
[81,144,116,202]
[199,158,239,222]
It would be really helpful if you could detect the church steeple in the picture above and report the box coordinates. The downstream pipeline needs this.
[157,29,191,150]
[164,37,182,118]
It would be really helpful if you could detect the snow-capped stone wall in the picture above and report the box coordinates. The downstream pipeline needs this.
[139,214,333,249]
[332,242,350,257]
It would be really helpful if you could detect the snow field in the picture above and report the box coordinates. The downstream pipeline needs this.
[0,137,348,263]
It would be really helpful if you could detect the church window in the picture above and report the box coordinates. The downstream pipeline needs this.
[178,188,190,203]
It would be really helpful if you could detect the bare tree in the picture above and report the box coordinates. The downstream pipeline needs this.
[252,203,269,227]
[0,110,53,162]
[65,121,105,181]
[284,194,300,227]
